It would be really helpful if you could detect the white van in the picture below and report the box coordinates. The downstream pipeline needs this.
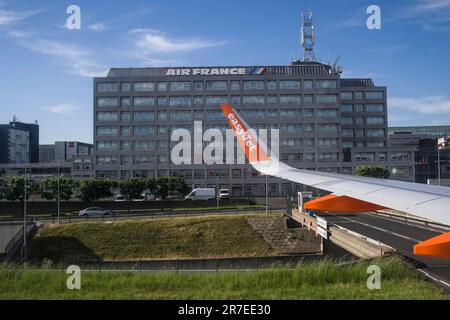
[185,188,216,201]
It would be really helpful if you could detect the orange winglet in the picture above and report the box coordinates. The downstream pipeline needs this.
[220,103,271,162]
[414,232,450,259]
[304,194,386,213]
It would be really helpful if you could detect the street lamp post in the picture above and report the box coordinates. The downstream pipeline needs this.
[438,146,441,186]
[265,174,268,214]
[23,165,27,264]
[57,165,60,224]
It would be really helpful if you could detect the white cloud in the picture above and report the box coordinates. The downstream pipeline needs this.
[88,23,106,32]
[0,7,44,26]
[41,103,78,116]
[8,32,107,77]
[389,96,450,114]
[130,29,226,53]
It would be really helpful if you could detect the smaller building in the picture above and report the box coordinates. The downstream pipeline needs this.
[0,121,39,164]
[415,137,450,186]
[389,125,450,149]
[55,141,93,162]
[39,144,56,163]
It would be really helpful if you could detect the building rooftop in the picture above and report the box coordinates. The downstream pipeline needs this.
[340,79,374,88]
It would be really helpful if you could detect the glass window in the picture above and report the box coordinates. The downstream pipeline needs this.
[169,96,191,106]
[281,139,302,146]
[121,156,132,165]
[391,151,410,161]
[194,111,203,120]
[303,80,313,89]
[367,128,385,137]
[366,91,384,100]
[279,80,300,90]
[134,141,155,151]
[304,123,314,132]
[354,92,363,100]
[97,83,118,92]
[317,109,338,118]
[134,97,155,107]
[157,97,167,106]
[280,109,301,118]
[158,82,167,91]
[121,83,131,92]
[355,104,364,112]
[341,116,353,124]
[355,116,364,125]
[305,153,315,162]
[134,126,154,135]
[367,104,384,112]
[134,82,154,92]
[206,96,227,105]
[244,81,264,90]
[170,82,191,91]
[97,156,118,165]
[316,80,337,89]
[97,97,118,107]
[355,152,375,161]
[121,112,130,121]
[367,116,385,125]
[231,81,240,90]
[318,138,338,147]
[97,126,118,136]
[206,111,225,120]
[231,96,240,105]
[97,141,118,151]
[340,92,353,100]
[341,104,353,112]
[267,81,276,90]
[317,124,338,133]
[121,141,131,151]
[121,126,130,136]
[158,126,168,134]
[280,124,302,133]
[341,128,353,137]
[97,112,118,121]
[318,152,338,162]
[280,95,301,104]
[194,96,203,105]
[391,166,412,177]
[355,129,365,137]
[134,155,155,165]
[316,94,337,104]
[303,95,313,104]
[170,111,191,121]
[267,95,277,104]
[158,140,169,149]
[194,82,203,91]
[243,95,265,105]
[207,81,228,90]
[367,141,385,147]
[379,152,387,161]
[342,141,353,148]
[133,111,154,121]
[121,97,131,107]
[304,138,315,147]
[303,109,314,118]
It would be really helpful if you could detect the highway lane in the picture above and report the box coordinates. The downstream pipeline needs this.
[318,212,450,290]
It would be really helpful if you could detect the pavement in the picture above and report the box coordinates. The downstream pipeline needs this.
[317,212,450,290]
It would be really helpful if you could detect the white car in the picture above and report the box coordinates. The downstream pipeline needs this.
[219,189,231,199]
[114,195,126,202]
[79,207,112,217]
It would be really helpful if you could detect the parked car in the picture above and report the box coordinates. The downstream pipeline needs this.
[114,195,126,202]
[79,207,112,217]
[185,188,216,200]
[132,194,146,202]
[219,189,231,199]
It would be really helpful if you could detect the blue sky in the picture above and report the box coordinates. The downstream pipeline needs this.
[0,0,449,144]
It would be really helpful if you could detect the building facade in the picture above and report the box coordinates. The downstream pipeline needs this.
[93,63,415,196]
[388,125,450,149]
[0,121,39,164]
[415,138,450,186]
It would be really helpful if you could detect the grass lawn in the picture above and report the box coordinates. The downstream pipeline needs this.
[28,214,278,262]
[172,204,265,212]
[0,257,447,299]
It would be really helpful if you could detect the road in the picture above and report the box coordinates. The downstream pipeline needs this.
[318,212,450,291]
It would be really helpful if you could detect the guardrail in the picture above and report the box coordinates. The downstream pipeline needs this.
[1,221,36,262]
[0,207,284,225]
[374,210,450,231]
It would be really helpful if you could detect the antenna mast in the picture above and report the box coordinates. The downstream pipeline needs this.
[301,11,316,62]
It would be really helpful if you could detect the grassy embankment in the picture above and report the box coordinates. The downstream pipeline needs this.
[0,257,448,299]
[28,214,278,262]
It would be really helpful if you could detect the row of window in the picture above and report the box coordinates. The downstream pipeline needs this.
[354,151,410,162]
[97,94,339,108]
[341,127,386,138]
[341,117,386,126]
[341,91,384,100]
[97,80,339,93]
[341,104,384,113]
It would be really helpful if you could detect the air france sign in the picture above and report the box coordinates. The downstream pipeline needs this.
[165,67,267,76]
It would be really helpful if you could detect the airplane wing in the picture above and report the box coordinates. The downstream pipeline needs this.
[220,103,450,226]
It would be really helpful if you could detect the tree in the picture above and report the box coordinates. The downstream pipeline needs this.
[120,178,146,213]
[356,166,390,179]
[155,177,170,200]
[77,179,114,203]
[170,176,189,196]
[146,178,158,195]
[5,176,34,217]
[0,178,6,200]
[41,177,74,201]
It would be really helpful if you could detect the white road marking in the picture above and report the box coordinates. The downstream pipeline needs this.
[417,269,450,288]
[326,214,421,243]
[367,213,446,234]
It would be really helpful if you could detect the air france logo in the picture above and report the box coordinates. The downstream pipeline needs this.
[249,67,267,75]
[165,68,246,76]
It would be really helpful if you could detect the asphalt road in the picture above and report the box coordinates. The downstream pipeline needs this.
[317,212,450,290]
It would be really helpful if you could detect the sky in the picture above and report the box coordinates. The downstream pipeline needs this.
[0,0,449,144]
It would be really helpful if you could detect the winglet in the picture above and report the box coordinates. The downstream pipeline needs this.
[414,232,450,259]
[220,103,271,163]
